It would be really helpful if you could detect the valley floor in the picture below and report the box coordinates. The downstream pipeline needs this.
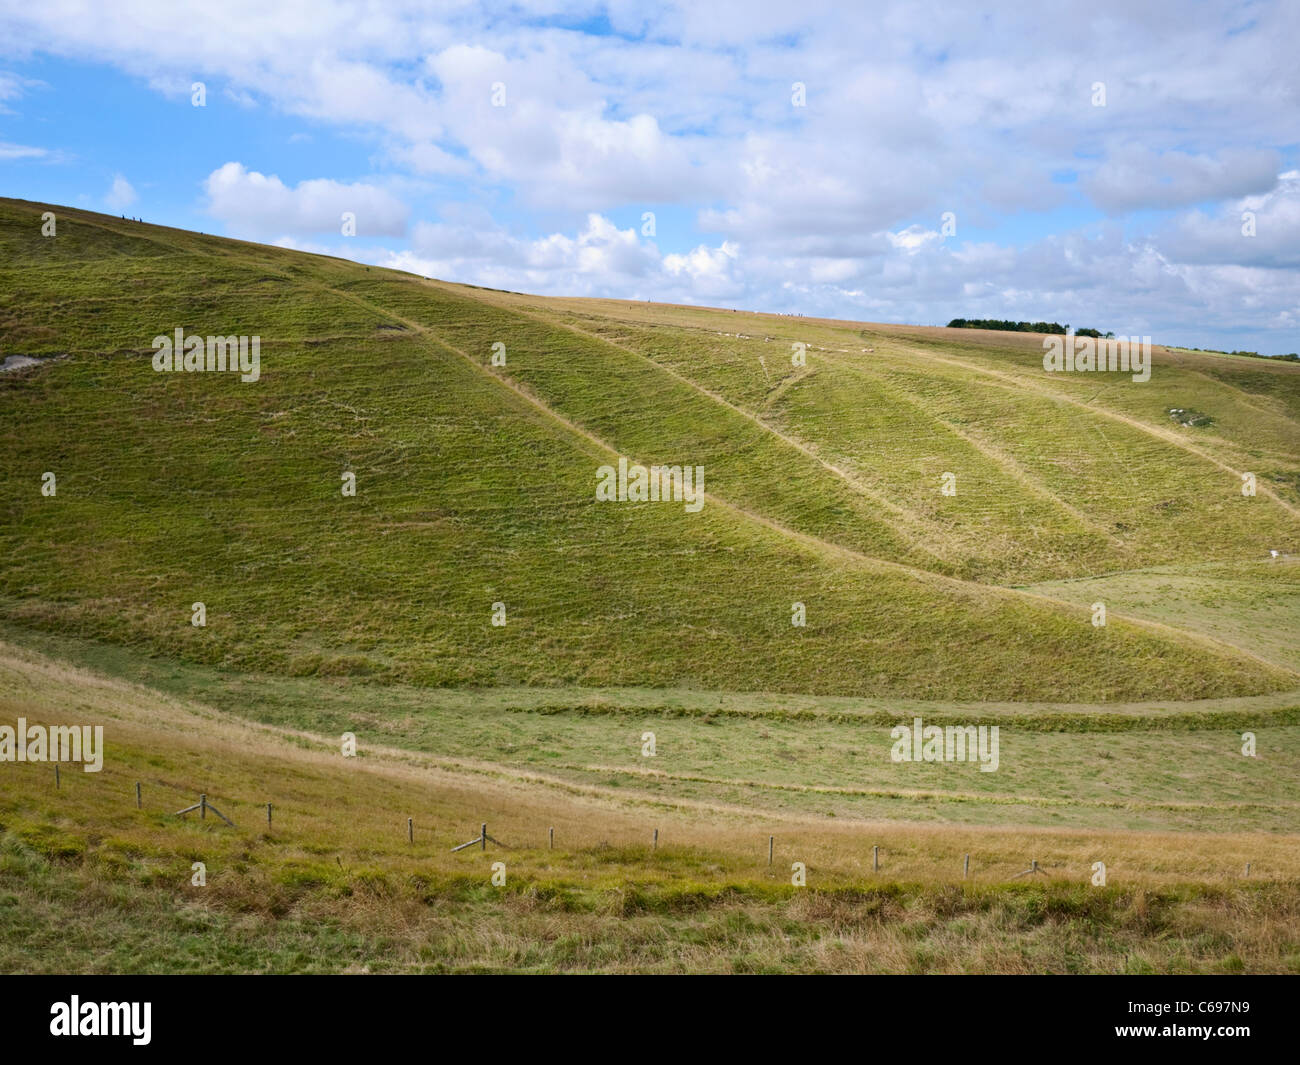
[2,629,1297,973]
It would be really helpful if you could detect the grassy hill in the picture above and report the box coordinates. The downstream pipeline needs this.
[2,198,1298,701]
[2,199,1299,972]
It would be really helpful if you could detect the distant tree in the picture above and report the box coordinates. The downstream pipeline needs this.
[945,318,1107,336]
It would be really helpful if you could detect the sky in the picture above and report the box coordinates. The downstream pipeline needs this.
[1,0,1297,354]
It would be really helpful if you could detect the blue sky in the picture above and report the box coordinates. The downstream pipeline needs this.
[2,0,1298,353]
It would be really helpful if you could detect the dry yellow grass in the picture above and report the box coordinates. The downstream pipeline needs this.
[4,638,1299,880]
[3,639,1299,972]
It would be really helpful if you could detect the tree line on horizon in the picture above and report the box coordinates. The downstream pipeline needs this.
[945,320,1299,361]
[946,318,1113,338]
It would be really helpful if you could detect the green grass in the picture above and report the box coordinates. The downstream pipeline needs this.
[2,198,1298,701]
[1026,559,1300,672]
[3,199,1300,973]
[5,829,1297,973]
[5,625,1297,832]
[1,636,1297,973]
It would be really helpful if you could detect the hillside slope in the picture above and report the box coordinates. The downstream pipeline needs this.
[1,198,1297,701]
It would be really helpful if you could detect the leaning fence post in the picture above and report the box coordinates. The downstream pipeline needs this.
[873,845,879,872]
[136,782,142,809]
[1011,858,1047,880]
[653,828,659,851]
[174,792,233,826]
[451,822,502,852]
[407,817,413,844]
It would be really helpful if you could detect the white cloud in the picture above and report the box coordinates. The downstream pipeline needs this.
[422,42,708,208]
[888,226,940,252]
[0,69,44,112]
[203,162,409,238]
[313,212,742,305]
[1156,172,1300,269]
[3,0,1300,349]
[104,174,137,210]
[0,140,49,160]
[223,86,258,108]
[1085,147,1282,214]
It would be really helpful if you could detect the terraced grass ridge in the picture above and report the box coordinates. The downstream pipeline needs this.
[2,198,1298,702]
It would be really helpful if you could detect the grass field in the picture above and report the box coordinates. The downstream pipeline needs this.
[2,198,1298,972]
[3,637,1298,973]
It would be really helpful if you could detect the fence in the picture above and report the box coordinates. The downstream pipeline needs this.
[35,765,1264,883]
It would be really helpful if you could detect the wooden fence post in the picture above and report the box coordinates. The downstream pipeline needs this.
[873,844,879,871]
[481,823,487,851]
[768,835,774,866]
[963,854,970,879]
[136,781,142,809]
[549,827,554,850]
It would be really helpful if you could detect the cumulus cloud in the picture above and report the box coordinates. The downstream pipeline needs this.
[397,213,704,298]
[422,42,709,208]
[1156,172,1300,269]
[203,162,409,238]
[888,226,941,252]
[280,211,742,306]
[1084,147,1282,214]
[104,174,137,210]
